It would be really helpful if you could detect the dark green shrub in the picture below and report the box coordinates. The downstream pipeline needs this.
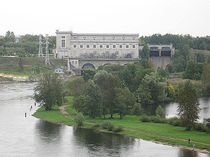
[151,116,167,123]
[167,117,182,126]
[206,122,210,133]
[193,123,207,132]
[101,121,113,130]
[74,113,85,127]
[92,124,100,129]
[113,126,124,133]
[140,115,151,122]
[107,124,114,131]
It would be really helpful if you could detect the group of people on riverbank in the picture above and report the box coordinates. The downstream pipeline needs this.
[24,102,37,117]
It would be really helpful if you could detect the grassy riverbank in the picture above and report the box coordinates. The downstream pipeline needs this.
[33,96,210,153]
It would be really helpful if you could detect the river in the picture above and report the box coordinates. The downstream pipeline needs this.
[165,98,210,122]
[0,83,209,157]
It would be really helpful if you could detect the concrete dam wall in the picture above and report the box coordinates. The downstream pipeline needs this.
[151,56,171,70]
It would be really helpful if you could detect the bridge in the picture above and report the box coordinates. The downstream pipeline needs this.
[67,58,139,74]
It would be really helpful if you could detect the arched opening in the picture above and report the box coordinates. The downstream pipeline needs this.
[82,63,95,70]
[103,63,111,67]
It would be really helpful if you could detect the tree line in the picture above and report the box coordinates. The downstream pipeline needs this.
[0,31,55,57]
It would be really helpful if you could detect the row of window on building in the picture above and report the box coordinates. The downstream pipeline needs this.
[61,36,136,40]
[61,39,137,49]
[72,44,136,49]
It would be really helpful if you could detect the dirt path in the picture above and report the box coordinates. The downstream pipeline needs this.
[59,105,69,118]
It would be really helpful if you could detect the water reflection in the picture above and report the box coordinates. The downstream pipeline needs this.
[35,120,63,143]
[165,98,210,122]
[178,149,197,157]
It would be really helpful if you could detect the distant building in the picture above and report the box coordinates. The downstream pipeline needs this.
[148,44,175,57]
[148,44,175,70]
[55,30,139,60]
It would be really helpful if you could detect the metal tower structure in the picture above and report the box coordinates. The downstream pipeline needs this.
[38,34,43,57]
[45,34,50,65]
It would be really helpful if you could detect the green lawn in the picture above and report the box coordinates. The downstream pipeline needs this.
[33,96,210,152]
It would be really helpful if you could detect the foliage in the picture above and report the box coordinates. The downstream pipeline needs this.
[155,105,165,118]
[113,126,124,133]
[114,87,135,119]
[94,70,120,118]
[82,69,96,81]
[83,80,102,118]
[165,82,176,101]
[74,113,85,127]
[177,81,200,130]
[140,44,150,60]
[183,61,203,80]
[34,73,63,110]
[0,31,55,57]
[196,53,205,63]
[136,72,164,114]
[201,64,210,96]
[65,77,87,96]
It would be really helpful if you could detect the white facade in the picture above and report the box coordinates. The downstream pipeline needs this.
[56,30,139,60]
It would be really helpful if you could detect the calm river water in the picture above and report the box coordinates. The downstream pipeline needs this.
[0,83,209,157]
[165,98,210,122]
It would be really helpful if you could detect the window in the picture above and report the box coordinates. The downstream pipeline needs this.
[86,45,89,48]
[61,40,65,48]
[74,45,76,48]
[80,45,83,48]
[106,45,109,48]
[100,45,103,48]
[120,45,122,48]
[113,45,116,48]
[126,45,129,48]
[61,36,65,38]
[133,45,136,48]
[93,45,96,48]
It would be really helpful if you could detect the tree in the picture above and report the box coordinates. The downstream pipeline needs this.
[65,77,87,96]
[140,44,150,60]
[136,72,164,114]
[82,69,96,81]
[201,64,210,96]
[115,88,135,119]
[155,105,165,118]
[183,61,203,80]
[83,80,102,118]
[34,73,63,110]
[94,70,120,118]
[177,81,199,130]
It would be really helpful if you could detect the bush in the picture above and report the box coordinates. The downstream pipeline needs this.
[205,122,210,133]
[100,121,114,130]
[167,117,182,126]
[140,115,151,122]
[74,113,85,127]
[193,123,207,132]
[92,124,100,129]
[151,116,167,123]
[107,124,114,131]
[113,126,124,133]
[155,105,165,118]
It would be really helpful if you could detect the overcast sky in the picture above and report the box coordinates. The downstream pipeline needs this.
[0,0,210,36]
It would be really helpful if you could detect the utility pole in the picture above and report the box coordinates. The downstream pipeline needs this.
[45,34,50,65]
[38,34,43,57]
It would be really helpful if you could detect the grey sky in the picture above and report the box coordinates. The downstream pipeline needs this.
[0,0,210,36]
